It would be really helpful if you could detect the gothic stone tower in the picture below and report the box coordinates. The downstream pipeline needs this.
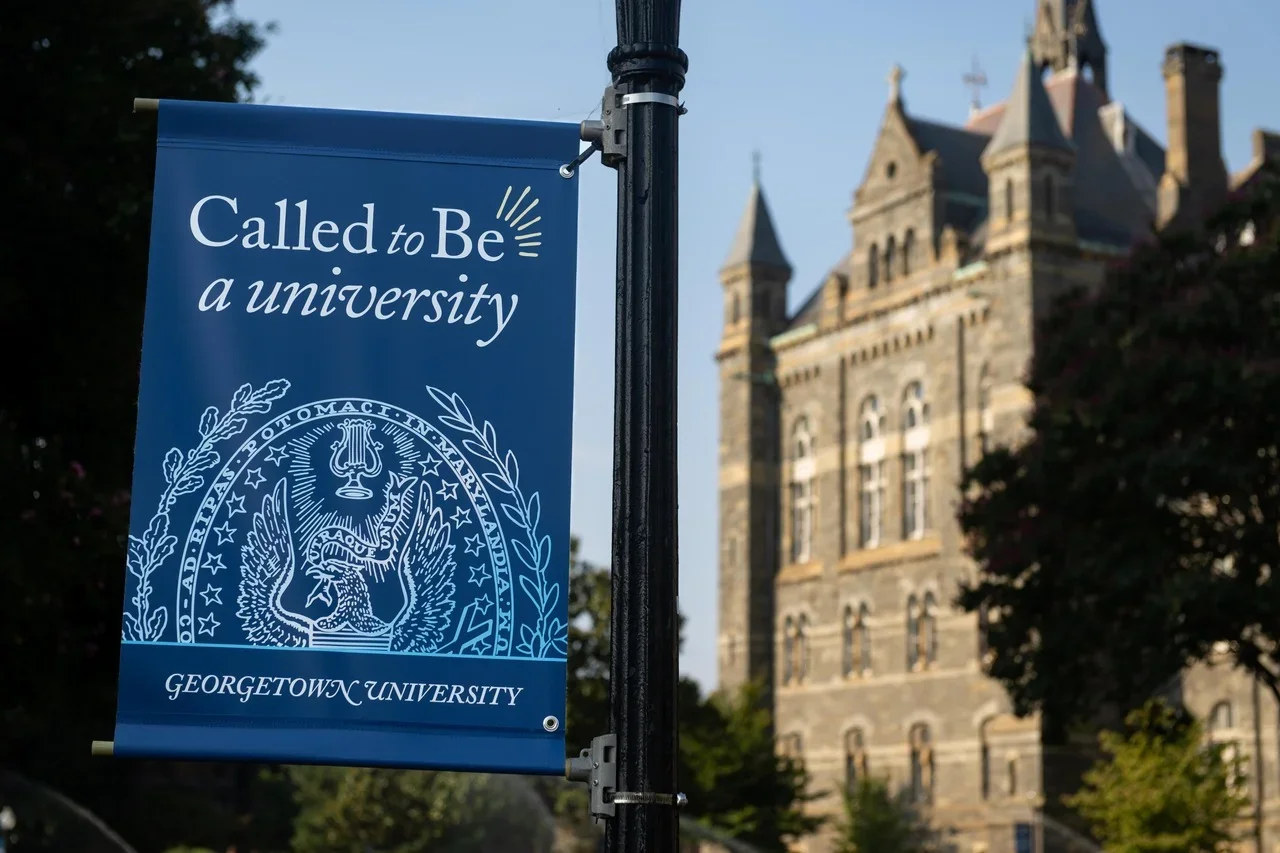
[715,178,791,696]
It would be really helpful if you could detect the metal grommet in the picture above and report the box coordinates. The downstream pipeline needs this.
[542,715,560,732]
[559,164,575,179]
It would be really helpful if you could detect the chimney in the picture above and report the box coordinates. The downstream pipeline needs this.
[1156,43,1228,231]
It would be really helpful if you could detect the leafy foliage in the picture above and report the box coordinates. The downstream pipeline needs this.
[1064,700,1249,853]
[1,3,272,850]
[289,766,555,853]
[957,170,1280,728]
[681,681,826,851]
[564,546,822,852]
[833,777,931,853]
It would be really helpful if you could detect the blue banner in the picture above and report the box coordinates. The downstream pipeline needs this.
[114,100,580,775]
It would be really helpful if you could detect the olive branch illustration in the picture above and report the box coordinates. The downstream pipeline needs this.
[122,379,291,642]
[426,386,567,659]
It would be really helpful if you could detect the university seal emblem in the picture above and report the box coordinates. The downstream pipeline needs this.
[121,380,566,661]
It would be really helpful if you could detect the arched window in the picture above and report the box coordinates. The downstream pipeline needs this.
[1208,701,1244,791]
[1004,178,1015,222]
[908,724,934,804]
[842,604,871,678]
[790,417,816,564]
[845,729,869,789]
[977,363,993,454]
[922,592,939,666]
[901,382,931,539]
[842,606,856,678]
[902,228,915,277]
[858,396,886,549]
[782,616,795,685]
[1210,701,1233,732]
[857,603,871,675]
[906,594,921,670]
[868,243,879,288]
[884,235,896,283]
[1007,756,1018,796]
[794,614,810,683]
[1043,173,1056,219]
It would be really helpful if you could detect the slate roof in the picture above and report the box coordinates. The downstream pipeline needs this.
[722,182,791,273]
[780,65,1170,331]
[983,48,1073,158]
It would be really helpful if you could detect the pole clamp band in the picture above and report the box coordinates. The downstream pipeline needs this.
[620,92,682,109]
[612,791,688,808]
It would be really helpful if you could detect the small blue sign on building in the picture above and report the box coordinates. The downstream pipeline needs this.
[112,100,581,775]
[1014,821,1035,853]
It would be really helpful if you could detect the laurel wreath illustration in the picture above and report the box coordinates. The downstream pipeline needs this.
[122,379,291,642]
[427,386,568,659]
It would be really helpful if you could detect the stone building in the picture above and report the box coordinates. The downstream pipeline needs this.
[714,2,1279,851]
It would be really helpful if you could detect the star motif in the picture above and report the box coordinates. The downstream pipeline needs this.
[473,638,492,655]
[201,553,226,575]
[436,480,460,501]
[450,506,472,527]
[468,565,491,587]
[464,534,484,556]
[198,613,220,637]
[474,594,494,616]
[418,456,444,476]
[264,445,290,466]
[225,492,246,518]
[244,468,266,489]
[200,584,223,606]
[213,521,236,545]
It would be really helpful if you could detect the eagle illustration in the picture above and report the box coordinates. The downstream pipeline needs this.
[235,472,458,652]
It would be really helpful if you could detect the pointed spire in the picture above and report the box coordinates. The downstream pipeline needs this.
[722,167,790,275]
[983,46,1072,159]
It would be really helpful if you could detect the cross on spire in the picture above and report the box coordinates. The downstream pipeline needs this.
[963,55,988,114]
[752,150,761,185]
[887,64,905,103]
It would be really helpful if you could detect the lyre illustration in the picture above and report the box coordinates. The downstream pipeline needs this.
[329,418,383,499]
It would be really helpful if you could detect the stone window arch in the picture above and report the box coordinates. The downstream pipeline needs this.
[730,291,741,325]
[842,603,871,678]
[790,416,816,564]
[868,242,880,288]
[921,591,939,666]
[900,381,931,539]
[782,616,796,685]
[907,594,921,670]
[1004,178,1014,222]
[884,235,897,283]
[979,718,993,800]
[902,228,915,276]
[858,396,886,548]
[845,728,869,789]
[794,614,811,683]
[908,723,934,804]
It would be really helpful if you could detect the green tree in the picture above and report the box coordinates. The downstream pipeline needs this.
[1064,700,1248,853]
[956,170,1280,729]
[833,777,928,853]
[2,4,272,850]
[562,549,823,852]
[289,766,554,853]
[681,681,825,852]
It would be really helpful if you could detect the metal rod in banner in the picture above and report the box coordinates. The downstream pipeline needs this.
[605,0,687,850]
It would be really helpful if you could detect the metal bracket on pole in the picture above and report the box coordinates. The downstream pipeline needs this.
[566,733,687,824]
[566,734,619,823]
[576,84,687,172]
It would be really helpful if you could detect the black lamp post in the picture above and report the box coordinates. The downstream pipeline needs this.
[602,0,686,851]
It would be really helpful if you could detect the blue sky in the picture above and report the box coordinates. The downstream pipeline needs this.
[230,0,1275,690]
